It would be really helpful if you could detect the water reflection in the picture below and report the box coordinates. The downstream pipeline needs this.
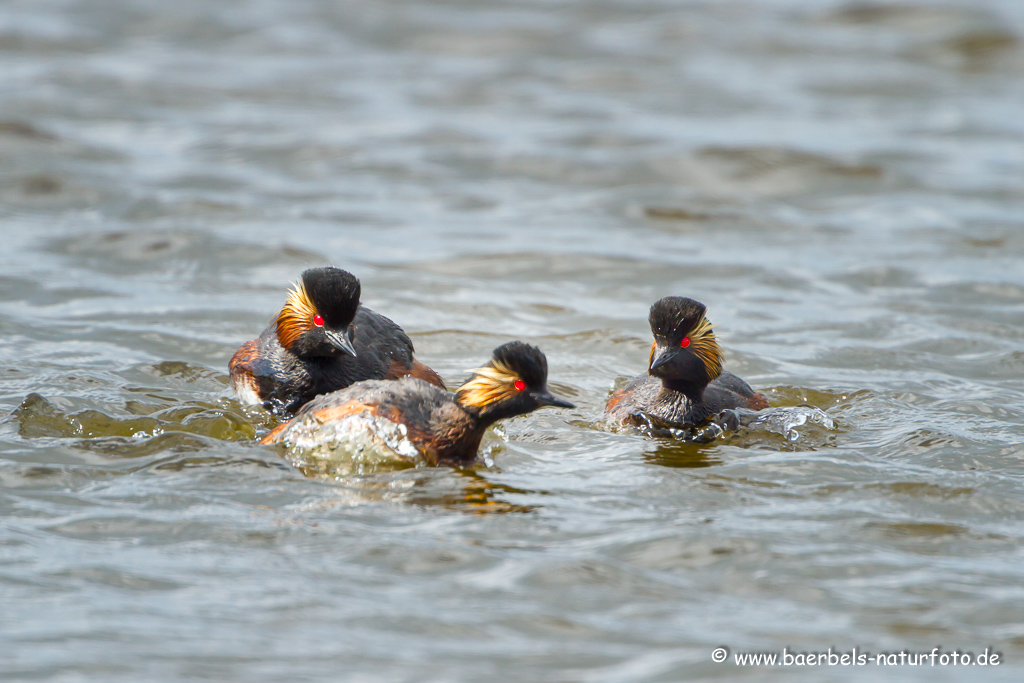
[407,469,540,515]
[14,392,259,445]
[641,440,722,469]
[288,467,539,515]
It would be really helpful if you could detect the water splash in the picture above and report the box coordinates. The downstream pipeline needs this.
[617,404,837,447]
[280,410,429,476]
[738,406,837,442]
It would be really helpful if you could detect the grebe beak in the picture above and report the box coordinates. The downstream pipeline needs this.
[534,390,575,409]
[649,348,678,373]
[325,328,357,357]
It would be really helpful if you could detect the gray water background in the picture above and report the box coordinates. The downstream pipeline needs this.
[2,0,1024,680]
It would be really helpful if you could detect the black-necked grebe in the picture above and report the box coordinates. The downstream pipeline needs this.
[605,296,767,430]
[262,341,574,465]
[230,267,443,416]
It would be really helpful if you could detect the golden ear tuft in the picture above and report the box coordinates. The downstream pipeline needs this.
[276,281,317,350]
[689,316,723,380]
[455,360,521,409]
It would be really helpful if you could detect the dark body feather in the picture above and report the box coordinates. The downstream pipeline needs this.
[231,305,443,416]
[606,370,768,430]
[262,378,483,465]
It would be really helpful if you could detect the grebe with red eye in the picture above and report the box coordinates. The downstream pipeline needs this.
[262,341,575,466]
[605,296,768,431]
[229,267,444,416]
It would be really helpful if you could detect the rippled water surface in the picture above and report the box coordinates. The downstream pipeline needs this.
[3,0,1024,680]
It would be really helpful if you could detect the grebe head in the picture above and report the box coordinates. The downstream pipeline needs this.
[455,341,575,422]
[276,267,360,358]
[646,296,723,393]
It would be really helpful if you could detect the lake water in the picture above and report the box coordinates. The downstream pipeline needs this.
[2,0,1024,680]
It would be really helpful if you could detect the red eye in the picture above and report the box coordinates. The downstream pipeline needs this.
[513,379,526,391]
[313,314,324,327]
[680,337,690,348]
